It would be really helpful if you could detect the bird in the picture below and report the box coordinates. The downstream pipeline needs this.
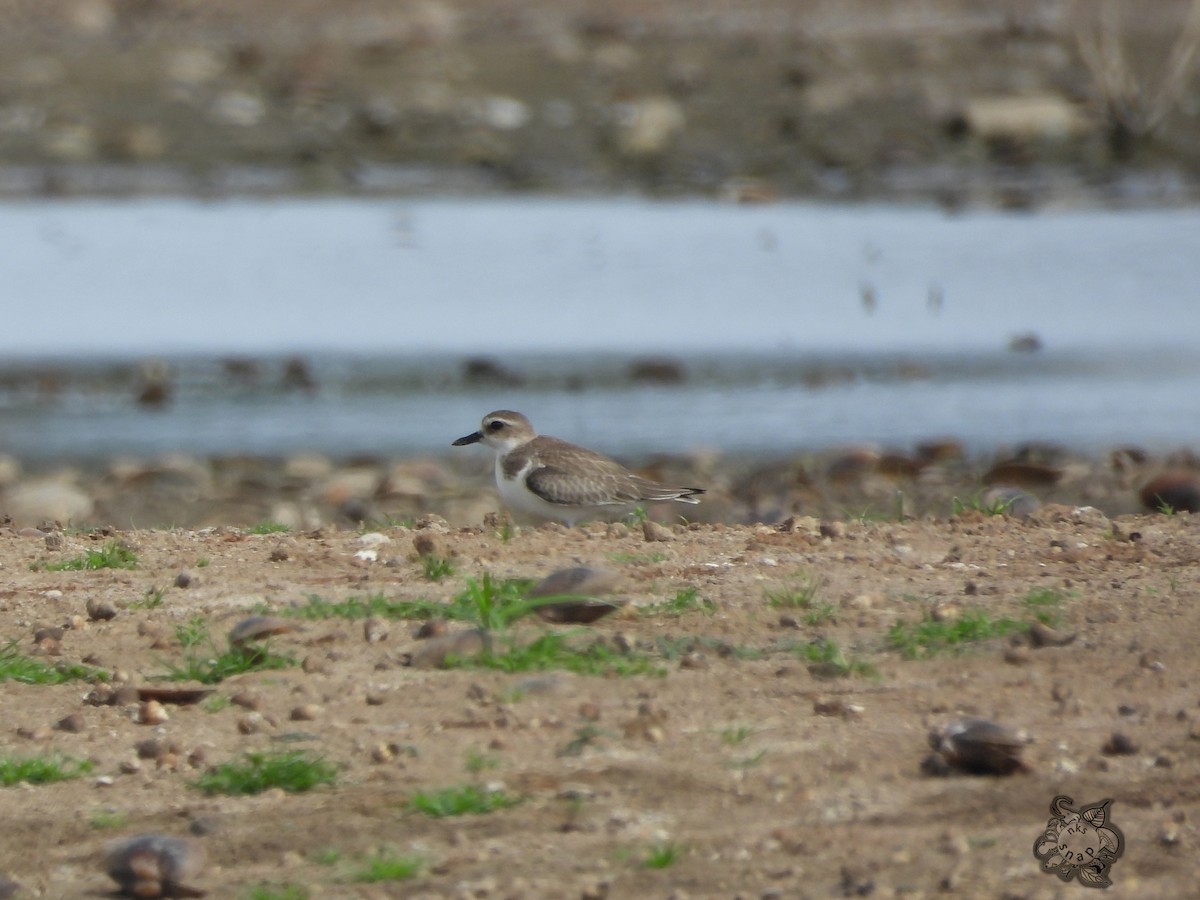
[452,410,704,526]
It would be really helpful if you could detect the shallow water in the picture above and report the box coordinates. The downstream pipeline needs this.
[0,197,1198,461]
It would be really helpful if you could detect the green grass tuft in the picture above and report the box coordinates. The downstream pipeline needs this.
[0,753,93,786]
[352,851,423,883]
[639,586,714,617]
[248,521,290,535]
[888,610,1024,659]
[409,783,521,817]
[421,554,456,581]
[1022,588,1067,626]
[788,638,877,678]
[454,632,665,677]
[194,751,336,795]
[39,540,138,571]
[643,842,686,869]
[245,885,309,900]
[0,641,105,684]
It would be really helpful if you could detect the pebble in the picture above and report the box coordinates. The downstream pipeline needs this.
[1139,471,1200,513]
[138,701,169,725]
[174,571,193,588]
[363,617,388,643]
[228,616,300,646]
[1101,732,1139,756]
[404,628,489,669]
[642,520,674,542]
[105,834,205,899]
[925,717,1029,776]
[290,704,321,721]
[86,598,118,621]
[55,712,86,733]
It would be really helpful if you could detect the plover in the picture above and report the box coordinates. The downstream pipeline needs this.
[452,410,704,526]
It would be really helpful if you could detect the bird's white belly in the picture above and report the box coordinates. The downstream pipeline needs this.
[493,455,606,525]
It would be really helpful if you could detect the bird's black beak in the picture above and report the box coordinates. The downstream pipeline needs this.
[452,431,483,446]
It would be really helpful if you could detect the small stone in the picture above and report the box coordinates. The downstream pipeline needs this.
[819,520,846,538]
[230,692,260,710]
[236,714,263,734]
[679,652,709,670]
[138,700,169,725]
[642,520,674,542]
[228,616,300,646]
[1101,732,1139,756]
[404,628,489,669]
[105,834,206,899]
[17,724,53,741]
[927,717,1029,776]
[268,547,289,562]
[813,698,864,719]
[174,571,193,588]
[290,704,321,721]
[370,742,394,763]
[135,739,165,760]
[86,598,118,621]
[300,655,328,675]
[1029,621,1077,648]
[34,626,64,644]
[55,712,86,733]
[413,618,447,639]
[363,617,388,643]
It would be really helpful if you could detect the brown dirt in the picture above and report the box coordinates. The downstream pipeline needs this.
[0,503,1197,898]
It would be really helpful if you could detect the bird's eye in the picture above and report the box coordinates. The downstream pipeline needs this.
[487,420,505,431]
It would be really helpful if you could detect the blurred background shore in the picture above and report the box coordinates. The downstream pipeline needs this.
[1,0,1199,205]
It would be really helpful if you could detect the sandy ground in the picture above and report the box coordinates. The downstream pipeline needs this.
[0,499,1197,898]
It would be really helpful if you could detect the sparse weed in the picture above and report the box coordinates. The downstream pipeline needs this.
[951,493,1016,517]
[352,850,423,883]
[130,586,165,609]
[421,554,455,581]
[643,842,686,869]
[248,521,290,535]
[408,783,521,817]
[607,551,668,564]
[558,725,608,758]
[203,695,231,713]
[196,558,211,568]
[763,578,820,614]
[88,809,128,829]
[640,587,714,617]
[465,750,499,774]
[284,593,447,622]
[161,640,295,685]
[313,847,341,866]
[175,615,210,649]
[1022,588,1066,626]
[38,540,138,572]
[888,610,1023,659]
[788,638,876,678]
[720,725,758,746]
[0,753,93,786]
[0,641,104,684]
[725,750,767,770]
[458,632,664,677]
[194,751,336,795]
[246,884,309,900]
